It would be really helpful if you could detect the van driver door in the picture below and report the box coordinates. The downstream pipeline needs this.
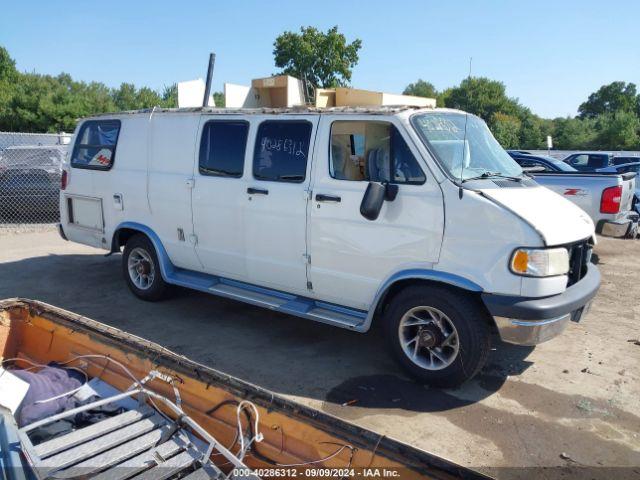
[308,116,444,310]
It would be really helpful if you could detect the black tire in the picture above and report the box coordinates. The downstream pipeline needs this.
[122,234,168,301]
[383,285,491,388]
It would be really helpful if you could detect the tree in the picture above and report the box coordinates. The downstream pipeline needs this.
[518,109,545,149]
[273,26,362,88]
[444,77,521,125]
[0,46,17,82]
[594,111,640,150]
[403,80,438,99]
[491,113,521,148]
[578,81,638,119]
[161,84,178,107]
[213,91,225,108]
[552,117,597,149]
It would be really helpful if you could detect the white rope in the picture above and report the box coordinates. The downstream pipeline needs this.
[236,400,263,460]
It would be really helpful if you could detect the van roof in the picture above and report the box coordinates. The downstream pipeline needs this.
[87,104,436,119]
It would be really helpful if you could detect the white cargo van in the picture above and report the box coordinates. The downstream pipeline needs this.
[59,106,600,387]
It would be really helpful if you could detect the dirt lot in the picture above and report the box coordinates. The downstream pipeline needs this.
[0,229,638,478]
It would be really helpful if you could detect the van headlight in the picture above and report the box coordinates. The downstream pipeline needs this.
[510,247,569,277]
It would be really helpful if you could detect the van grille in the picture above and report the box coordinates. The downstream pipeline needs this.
[566,239,592,286]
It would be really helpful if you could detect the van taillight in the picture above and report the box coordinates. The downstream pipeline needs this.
[600,185,622,214]
[61,170,68,190]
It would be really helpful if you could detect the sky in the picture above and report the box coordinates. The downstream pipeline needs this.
[1,0,638,118]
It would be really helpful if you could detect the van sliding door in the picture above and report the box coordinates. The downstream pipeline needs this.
[191,117,250,279]
[243,116,318,295]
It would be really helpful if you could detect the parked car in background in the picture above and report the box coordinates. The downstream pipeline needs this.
[509,151,638,237]
[563,152,615,171]
[563,152,640,171]
[507,151,577,172]
[611,156,640,166]
[0,145,66,220]
[596,162,640,212]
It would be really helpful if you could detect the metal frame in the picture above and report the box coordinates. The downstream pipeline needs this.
[16,386,252,479]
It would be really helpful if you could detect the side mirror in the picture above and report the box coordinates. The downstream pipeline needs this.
[384,183,399,201]
[360,182,386,221]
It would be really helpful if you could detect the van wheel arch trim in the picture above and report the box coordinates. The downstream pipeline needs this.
[364,269,483,332]
[112,222,174,282]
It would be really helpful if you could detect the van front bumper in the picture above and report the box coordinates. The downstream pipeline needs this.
[481,264,600,346]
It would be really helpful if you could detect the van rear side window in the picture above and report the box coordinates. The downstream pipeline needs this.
[199,121,249,178]
[253,121,312,183]
[71,120,121,170]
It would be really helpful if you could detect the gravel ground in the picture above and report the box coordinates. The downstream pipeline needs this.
[0,231,638,479]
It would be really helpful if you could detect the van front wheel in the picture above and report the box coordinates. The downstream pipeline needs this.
[122,234,168,301]
[384,286,490,388]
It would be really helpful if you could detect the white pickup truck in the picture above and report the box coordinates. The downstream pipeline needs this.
[508,152,638,238]
[58,107,601,387]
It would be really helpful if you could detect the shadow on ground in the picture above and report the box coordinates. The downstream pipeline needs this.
[0,252,535,413]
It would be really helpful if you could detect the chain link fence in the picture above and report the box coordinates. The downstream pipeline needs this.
[0,132,71,233]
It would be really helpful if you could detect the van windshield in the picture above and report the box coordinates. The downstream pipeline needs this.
[412,112,523,181]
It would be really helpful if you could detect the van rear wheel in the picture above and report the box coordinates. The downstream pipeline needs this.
[384,285,490,388]
[122,234,168,301]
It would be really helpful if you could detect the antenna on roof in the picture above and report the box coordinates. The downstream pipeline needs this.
[458,56,472,197]
[203,53,216,107]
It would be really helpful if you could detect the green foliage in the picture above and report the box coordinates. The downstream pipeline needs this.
[406,75,639,149]
[273,26,362,88]
[551,117,598,150]
[594,111,640,150]
[161,84,178,107]
[518,110,545,149]
[2,42,640,149]
[0,46,17,82]
[578,81,638,119]
[213,91,225,108]
[444,77,521,123]
[491,113,521,149]
[403,80,437,99]
[0,46,178,132]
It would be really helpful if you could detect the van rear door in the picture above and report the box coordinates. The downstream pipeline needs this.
[147,114,202,271]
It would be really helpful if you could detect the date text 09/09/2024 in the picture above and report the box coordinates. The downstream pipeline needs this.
[231,468,402,477]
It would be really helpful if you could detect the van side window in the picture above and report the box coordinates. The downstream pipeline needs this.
[71,120,121,170]
[253,121,312,183]
[199,121,248,178]
[330,121,425,184]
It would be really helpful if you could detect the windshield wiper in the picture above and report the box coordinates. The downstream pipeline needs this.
[462,171,523,183]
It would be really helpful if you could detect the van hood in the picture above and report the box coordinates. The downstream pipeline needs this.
[477,184,594,246]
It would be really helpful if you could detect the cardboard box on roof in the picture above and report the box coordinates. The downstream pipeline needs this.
[225,75,305,108]
[224,74,436,109]
[334,87,434,107]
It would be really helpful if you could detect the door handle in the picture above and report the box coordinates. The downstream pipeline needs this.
[247,187,269,195]
[315,193,341,203]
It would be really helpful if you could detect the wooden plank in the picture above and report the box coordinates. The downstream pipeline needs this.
[52,423,178,478]
[129,450,198,480]
[40,415,165,471]
[35,408,152,459]
[91,439,184,480]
